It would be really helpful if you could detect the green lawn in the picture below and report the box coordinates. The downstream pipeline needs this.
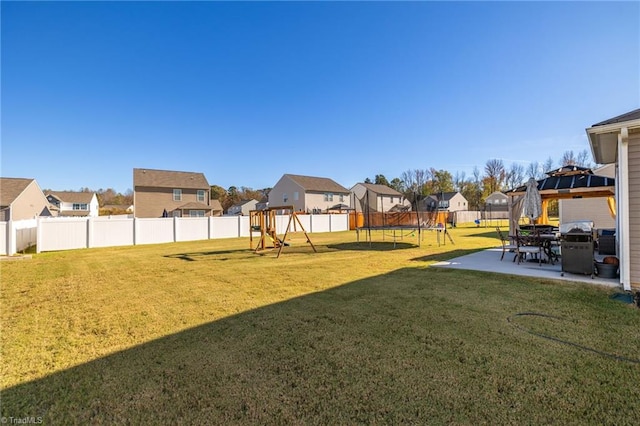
[1,225,639,424]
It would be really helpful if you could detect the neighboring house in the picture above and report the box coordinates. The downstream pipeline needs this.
[255,198,269,211]
[46,191,99,217]
[586,108,640,291]
[210,200,223,217]
[559,164,616,230]
[133,168,213,218]
[268,174,351,213]
[350,183,410,213]
[0,177,52,221]
[423,192,468,212]
[227,199,259,216]
[485,191,509,212]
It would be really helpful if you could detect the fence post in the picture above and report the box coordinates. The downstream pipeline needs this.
[36,217,41,253]
[87,217,93,249]
[6,220,14,255]
[237,215,242,238]
[309,214,313,233]
[173,216,178,242]
[133,217,137,245]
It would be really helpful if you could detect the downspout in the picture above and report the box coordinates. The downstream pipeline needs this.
[618,127,631,291]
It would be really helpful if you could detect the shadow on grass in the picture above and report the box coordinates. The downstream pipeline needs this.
[165,243,326,261]
[411,248,487,262]
[164,248,254,261]
[464,229,500,239]
[2,268,638,424]
[327,241,416,251]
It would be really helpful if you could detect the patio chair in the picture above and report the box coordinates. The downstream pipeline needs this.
[496,227,517,261]
[515,228,543,266]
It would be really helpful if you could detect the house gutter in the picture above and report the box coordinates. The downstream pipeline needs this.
[586,118,640,292]
[618,128,631,291]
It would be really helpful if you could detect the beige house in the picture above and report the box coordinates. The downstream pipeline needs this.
[350,183,410,213]
[587,108,640,291]
[268,174,351,213]
[133,168,213,218]
[423,192,468,212]
[0,177,52,221]
[46,191,100,217]
[485,191,509,212]
[227,199,259,216]
[559,164,616,230]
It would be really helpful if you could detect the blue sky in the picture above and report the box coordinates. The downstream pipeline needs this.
[2,1,639,194]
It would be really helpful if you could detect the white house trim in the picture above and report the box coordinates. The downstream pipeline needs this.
[618,129,631,291]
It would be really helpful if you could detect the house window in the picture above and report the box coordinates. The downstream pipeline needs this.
[73,203,88,210]
[294,191,299,201]
[283,193,288,203]
[340,194,344,202]
[324,193,334,202]
[189,210,205,217]
[173,189,182,201]
[390,196,394,203]
[197,190,206,202]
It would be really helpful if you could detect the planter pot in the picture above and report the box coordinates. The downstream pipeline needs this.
[595,262,619,278]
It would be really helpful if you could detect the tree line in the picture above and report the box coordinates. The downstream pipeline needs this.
[67,149,593,214]
[361,149,592,210]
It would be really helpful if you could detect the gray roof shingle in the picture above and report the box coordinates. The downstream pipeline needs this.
[46,191,94,204]
[284,174,349,193]
[0,178,34,207]
[357,183,403,196]
[134,168,210,189]
[592,108,640,127]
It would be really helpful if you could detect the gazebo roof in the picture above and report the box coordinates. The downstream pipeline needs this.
[505,167,615,200]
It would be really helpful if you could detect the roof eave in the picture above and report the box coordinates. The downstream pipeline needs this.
[587,118,640,164]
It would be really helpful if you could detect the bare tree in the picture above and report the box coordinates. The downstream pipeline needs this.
[505,163,525,191]
[527,161,540,179]
[542,157,555,175]
[576,149,593,168]
[484,159,506,194]
[453,171,466,192]
[561,150,577,166]
[401,169,430,207]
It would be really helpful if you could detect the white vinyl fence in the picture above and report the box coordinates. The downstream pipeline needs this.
[1,219,38,255]
[0,214,349,255]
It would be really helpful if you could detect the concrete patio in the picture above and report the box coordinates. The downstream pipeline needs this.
[432,247,621,288]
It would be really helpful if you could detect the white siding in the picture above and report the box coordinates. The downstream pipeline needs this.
[628,134,640,288]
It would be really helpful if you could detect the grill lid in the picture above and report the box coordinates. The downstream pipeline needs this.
[560,220,594,234]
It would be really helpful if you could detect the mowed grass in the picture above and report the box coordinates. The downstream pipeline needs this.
[1,226,639,424]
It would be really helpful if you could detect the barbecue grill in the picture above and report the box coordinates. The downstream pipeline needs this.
[560,221,595,278]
